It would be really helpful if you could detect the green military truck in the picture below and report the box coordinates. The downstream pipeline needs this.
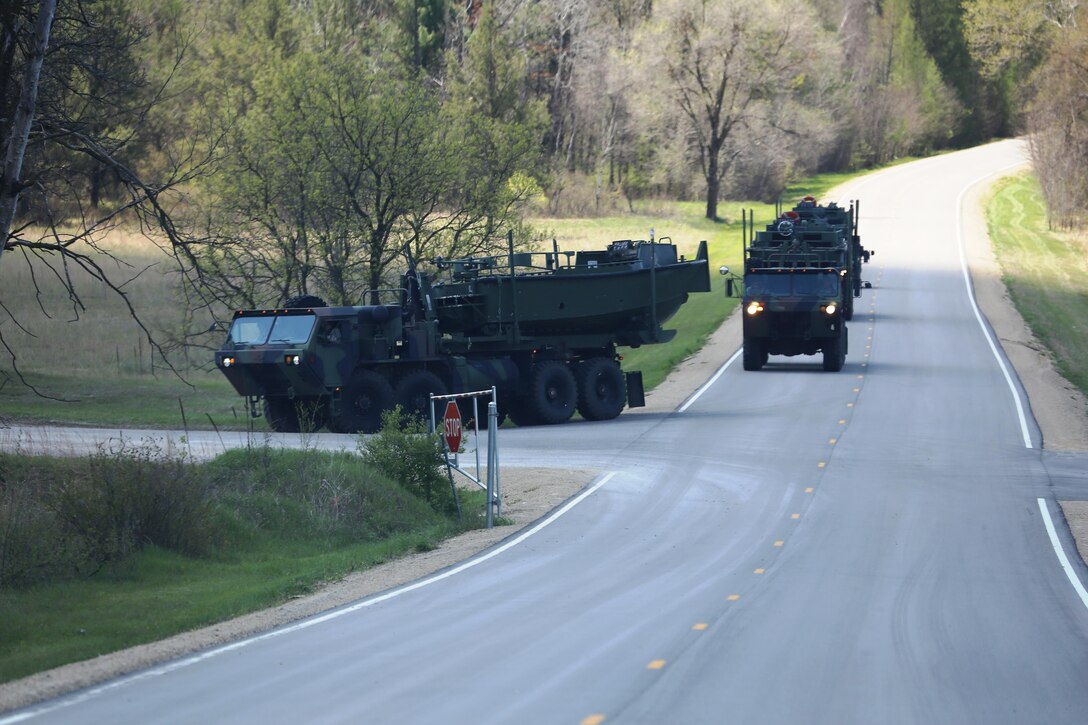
[727,198,871,372]
[216,236,711,433]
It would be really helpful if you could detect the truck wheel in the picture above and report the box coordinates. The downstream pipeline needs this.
[394,370,447,422]
[742,339,765,371]
[283,295,326,308]
[262,396,300,432]
[506,397,538,427]
[526,360,577,425]
[822,334,845,372]
[330,370,394,433]
[576,358,627,421]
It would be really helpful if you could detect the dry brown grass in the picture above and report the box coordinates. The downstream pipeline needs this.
[0,229,200,375]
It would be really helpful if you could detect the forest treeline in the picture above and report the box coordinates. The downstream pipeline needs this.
[0,0,1084,326]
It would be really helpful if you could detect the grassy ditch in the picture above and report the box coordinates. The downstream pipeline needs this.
[986,172,1088,397]
[0,416,484,683]
[0,172,865,430]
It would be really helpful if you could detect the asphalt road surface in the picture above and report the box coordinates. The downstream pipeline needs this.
[8,140,1088,724]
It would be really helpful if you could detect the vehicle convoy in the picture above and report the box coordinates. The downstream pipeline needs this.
[216,236,711,433]
[727,197,872,372]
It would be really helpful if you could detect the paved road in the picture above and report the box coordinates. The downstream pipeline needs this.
[8,140,1088,724]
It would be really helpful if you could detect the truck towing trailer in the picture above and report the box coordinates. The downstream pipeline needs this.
[216,236,711,433]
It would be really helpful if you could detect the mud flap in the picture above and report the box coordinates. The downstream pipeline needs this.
[625,371,645,408]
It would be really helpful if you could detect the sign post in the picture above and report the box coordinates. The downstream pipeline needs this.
[430,389,500,528]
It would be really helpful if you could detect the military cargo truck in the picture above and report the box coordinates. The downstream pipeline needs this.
[216,236,711,433]
[786,196,871,320]
[727,198,871,372]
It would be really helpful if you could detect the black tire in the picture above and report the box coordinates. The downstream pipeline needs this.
[505,396,538,427]
[394,370,447,422]
[262,396,300,433]
[525,360,577,425]
[576,358,627,421]
[823,331,846,372]
[742,338,764,371]
[283,295,327,309]
[330,370,394,433]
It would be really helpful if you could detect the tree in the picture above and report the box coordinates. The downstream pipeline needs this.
[0,0,212,390]
[0,0,55,266]
[1026,6,1088,229]
[439,4,547,257]
[639,0,825,219]
[910,0,1007,142]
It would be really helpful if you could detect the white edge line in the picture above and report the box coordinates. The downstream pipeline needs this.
[1037,498,1088,610]
[1,471,619,724]
[678,348,742,413]
[955,161,1034,449]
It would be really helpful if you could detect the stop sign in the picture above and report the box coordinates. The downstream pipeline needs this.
[442,400,462,452]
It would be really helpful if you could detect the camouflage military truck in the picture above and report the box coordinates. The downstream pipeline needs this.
[216,236,711,433]
[727,198,871,372]
[786,196,872,320]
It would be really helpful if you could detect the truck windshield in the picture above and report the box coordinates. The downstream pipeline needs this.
[228,314,316,345]
[746,273,839,297]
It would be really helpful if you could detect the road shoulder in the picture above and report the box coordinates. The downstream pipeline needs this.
[962,168,1088,583]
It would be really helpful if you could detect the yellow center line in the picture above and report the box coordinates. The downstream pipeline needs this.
[818,461,827,468]
[791,513,800,520]
[693,623,708,631]
[829,438,838,444]
[839,419,846,424]
[754,568,765,574]
[774,540,784,547]
[804,487,814,493]
[727,594,741,601]
[647,660,667,670]
[582,716,606,725]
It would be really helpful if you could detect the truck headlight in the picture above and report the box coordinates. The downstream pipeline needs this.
[284,354,301,366]
[823,303,837,315]
[746,301,764,316]
[221,356,236,367]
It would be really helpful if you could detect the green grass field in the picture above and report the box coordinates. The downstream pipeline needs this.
[986,172,1088,397]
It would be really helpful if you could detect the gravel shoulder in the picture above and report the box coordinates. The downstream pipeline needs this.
[4,169,1086,713]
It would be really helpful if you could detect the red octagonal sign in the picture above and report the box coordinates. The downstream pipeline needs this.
[442,400,462,452]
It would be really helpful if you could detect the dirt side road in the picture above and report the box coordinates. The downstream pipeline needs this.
[3,164,1087,713]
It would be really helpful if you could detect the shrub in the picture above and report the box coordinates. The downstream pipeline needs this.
[0,442,213,587]
[47,441,214,569]
[359,408,456,516]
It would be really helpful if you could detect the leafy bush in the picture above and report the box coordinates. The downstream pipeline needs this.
[0,460,79,586]
[0,429,468,590]
[359,408,456,515]
[0,442,213,587]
